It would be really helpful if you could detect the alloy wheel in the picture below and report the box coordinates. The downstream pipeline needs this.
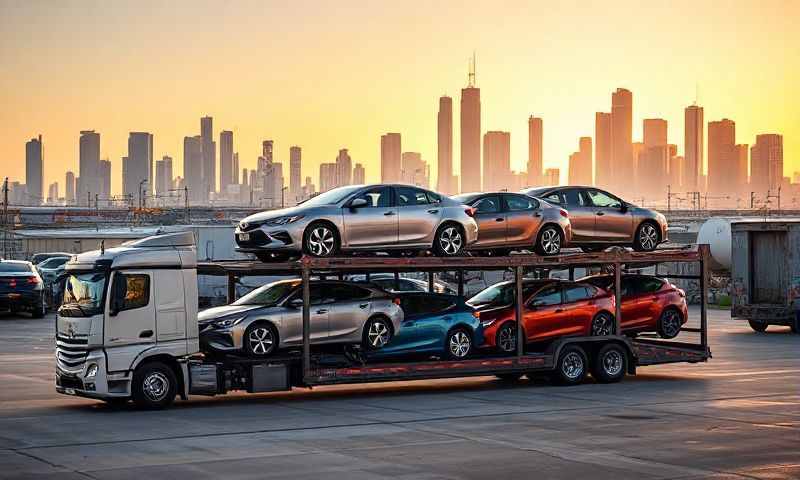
[639,224,658,251]
[497,324,516,352]
[438,227,463,256]
[601,349,624,377]
[248,327,275,355]
[540,227,561,255]
[142,372,170,402]
[367,320,391,348]
[449,330,471,358]
[660,310,682,338]
[307,226,335,256]
[592,313,614,336]
[561,352,585,380]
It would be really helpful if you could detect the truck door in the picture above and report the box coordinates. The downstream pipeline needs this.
[105,271,156,370]
[751,231,787,304]
[154,269,187,342]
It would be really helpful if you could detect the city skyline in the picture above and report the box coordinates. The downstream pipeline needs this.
[1,1,797,204]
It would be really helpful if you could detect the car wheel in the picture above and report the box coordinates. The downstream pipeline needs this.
[590,312,615,336]
[495,322,518,354]
[535,225,562,256]
[32,295,46,318]
[132,361,177,409]
[551,345,588,386]
[244,322,278,357]
[363,316,393,350]
[445,328,473,360]
[433,224,465,257]
[591,343,627,383]
[658,308,683,339]
[633,222,660,252]
[303,222,340,257]
[748,320,768,333]
[495,373,523,382]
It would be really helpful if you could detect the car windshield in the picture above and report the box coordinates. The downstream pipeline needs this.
[60,272,107,316]
[0,262,32,273]
[468,283,514,307]
[233,281,299,306]
[38,257,69,269]
[299,185,363,208]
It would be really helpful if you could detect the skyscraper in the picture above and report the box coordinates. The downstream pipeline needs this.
[594,112,612,189]
[65,171,76,205]
[353,163,366,185]
[437,96,454,194]
[200,116,215,197]
[567,137,593,186]
[183,135,204,203]
[483,131,511,191]
[750,134,783,195]
[124,132,153,206]
[319,163,337,192]
[262,140,278,207]
[708,119,736,195]
[684,105,704,192]
[735,144,749,196]
[611,88,633,195]
[155,155,173,195]
[460,81,481,193]
[47,182,58,204]
[78,130,100,205]
[336,149,352,187]
[401,152,429,188]
[643,119,668,148]
[219,130,233,194]
[527,116,543,187]
[380,133,401,183]
[232,153,239,185]
[639,119,669,198]
[289,146,302,204]
[99,159,111,200]
[25,135,43,205]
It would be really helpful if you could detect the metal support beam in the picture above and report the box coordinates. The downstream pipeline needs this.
[568,266,575,281]
[302,266,311,383]
[428,271,434,293]
[700,252,709,349]
[457,270,464,297]
[227,273,236,304]
[515,266,524,357]
[614,262,622,335]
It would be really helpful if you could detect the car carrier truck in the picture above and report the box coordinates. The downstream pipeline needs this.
[55,231,712,409]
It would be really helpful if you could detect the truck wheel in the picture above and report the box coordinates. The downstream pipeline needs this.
[551,345,588,386]
[748,320,768,333]
[132,362,177,409]
[591,344,627,383]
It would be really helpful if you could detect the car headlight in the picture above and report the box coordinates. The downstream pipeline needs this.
[213,316,245,329]
[265,215,304,226]
[85,363,98,378]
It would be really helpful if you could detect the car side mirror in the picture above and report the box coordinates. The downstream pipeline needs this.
[349,198,368,209]
[288,297,304,308]
[620,203,629,213]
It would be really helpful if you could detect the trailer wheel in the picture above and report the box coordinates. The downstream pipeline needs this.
[132,361,177,409]
[748,320,768,333]
[591,344,627,383]
[551,345,588,386]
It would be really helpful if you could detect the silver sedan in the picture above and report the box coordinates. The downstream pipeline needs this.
[199,279,404,357]
[235,184,479,260]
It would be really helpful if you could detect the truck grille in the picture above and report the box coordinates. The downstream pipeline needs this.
[56,334,89,372]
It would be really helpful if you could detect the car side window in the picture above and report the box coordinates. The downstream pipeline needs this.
[474,195,500,214]
[505,195,536,211]
[530,285,561,307]
[561,189,588,207]
[543,193,561,204]
[351,187,392,208]
[640,278,665,293]
[396,187,430,206]
[564,285,592,303]
[426,191,442,204]
[329,284,371,302]
[587,189,622,208]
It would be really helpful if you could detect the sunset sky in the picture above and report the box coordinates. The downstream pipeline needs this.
[1,0,797,196]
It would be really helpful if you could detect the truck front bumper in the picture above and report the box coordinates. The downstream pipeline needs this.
[55,350,131,399]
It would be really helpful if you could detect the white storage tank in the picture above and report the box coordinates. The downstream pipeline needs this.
[696,217,743,271]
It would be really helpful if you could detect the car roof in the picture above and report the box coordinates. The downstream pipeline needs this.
[0,259,32,266]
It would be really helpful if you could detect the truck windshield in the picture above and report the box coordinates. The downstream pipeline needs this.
[59,272,107,317]
[233,281,300,306]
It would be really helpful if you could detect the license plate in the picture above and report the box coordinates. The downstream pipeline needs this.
[238,233,250,241]
[64,388,76,395]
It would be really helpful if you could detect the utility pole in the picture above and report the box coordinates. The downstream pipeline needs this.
[667,185,671,213]
[95,193,99,212]
[184,186,189,223]
[87,191,91,208]
[2,177,8,258]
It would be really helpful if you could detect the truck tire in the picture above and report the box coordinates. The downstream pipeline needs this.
[132,361,177,409]
[551,345,588,386]
[748,320,768,333]
[591,344,627,383]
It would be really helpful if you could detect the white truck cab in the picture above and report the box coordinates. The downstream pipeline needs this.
[56,231,200,408]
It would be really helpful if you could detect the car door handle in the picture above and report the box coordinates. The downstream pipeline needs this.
[383,211,396,216]
[315,309,328,314]
[596,211,605,216]
[359,303,369,309]
[427,209,439,214]
[139,330,153,339]
[495,217,504,222]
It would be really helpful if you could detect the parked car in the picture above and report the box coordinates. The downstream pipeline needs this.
[0,260,46,317]
[520,186,668,252]
[31,252,73,265]
[366,293,484,360]
[453,191,572,255]
[351,273,456,295]
[199,279,404,357]
[578,274,687,338]
[235,184,479,260]
[467,279,615,352]
[36,256,71,284]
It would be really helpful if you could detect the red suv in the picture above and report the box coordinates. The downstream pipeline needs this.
[467,279,616,353]
[579,274,687,339]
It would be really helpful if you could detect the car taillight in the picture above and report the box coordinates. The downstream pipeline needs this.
[393,298,401,305]
[559,209,568,218]
[465,207,476,217]
[8,280,16,288]
[26,277,40,285]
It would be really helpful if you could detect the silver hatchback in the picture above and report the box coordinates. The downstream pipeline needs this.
[235,184,479,260]
[199,279,404,357]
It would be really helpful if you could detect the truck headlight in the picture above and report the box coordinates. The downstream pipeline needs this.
[85,363,98,378]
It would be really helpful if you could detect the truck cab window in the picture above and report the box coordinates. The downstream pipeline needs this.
[113,273,150,312]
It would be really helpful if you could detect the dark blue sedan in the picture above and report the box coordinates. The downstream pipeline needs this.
[366,293,484,361]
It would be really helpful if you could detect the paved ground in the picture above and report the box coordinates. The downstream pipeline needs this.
[0,308,797,479]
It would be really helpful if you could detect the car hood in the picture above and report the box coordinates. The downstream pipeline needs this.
[241,206,307,224]
[198,304,265,324]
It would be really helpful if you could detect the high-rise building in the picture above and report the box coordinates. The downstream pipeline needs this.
[483,131,511,191]
[568,137,593,186]
[670,155,685,190]
[460,83,481,193]
[98,159,111,200]
[543,168,560,186]
[708,119,736,195]
[319,163,337,192]
[183,135,204,203]
[155,155,173,196]
[47,182,58,204]
[78,130,100,205]
[437,96,454,194]
[304,176,316,199]
[381,133,401,183]
[735,144,749,196]
[750,134,783,195]
[232,153,239,185]
[201,116,215,196]
[336,149,352,187]
[527,116,543,187]
[289,146,302,204]
[611,88,633,195]
[594,112,612,189]
[65,171,76,205]
[643,119,668,148]
[353,163,366,185]
[25,134,43,205]
[401,152,429,188]
[124,132,153,206]
[684,105,704,192]
[219,130,233,193]
[638,145,670,201]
